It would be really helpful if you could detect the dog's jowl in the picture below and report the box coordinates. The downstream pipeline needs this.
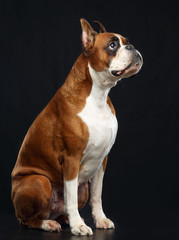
[11,19,143,236]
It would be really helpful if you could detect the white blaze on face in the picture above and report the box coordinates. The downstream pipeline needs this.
[109,34,134,73]
[109,34,143,78]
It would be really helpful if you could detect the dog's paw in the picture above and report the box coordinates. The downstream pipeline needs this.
[41,220,61,232]
[95,217,115,229]
[71,223,93,236]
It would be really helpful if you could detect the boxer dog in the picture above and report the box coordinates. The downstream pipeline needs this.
[11,18,143,236]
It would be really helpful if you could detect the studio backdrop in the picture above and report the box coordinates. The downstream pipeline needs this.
[0,0,178,215]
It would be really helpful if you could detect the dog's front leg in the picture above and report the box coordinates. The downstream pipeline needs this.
[90,156,115,229]
[63,154,93,236]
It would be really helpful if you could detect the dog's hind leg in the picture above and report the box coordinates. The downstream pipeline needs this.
[12,175,61,232]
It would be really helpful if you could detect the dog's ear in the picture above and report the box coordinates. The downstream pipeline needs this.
[80,18,97,55]
[93,20,106,33]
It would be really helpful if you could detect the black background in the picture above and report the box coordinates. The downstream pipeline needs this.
[0,0,179,237]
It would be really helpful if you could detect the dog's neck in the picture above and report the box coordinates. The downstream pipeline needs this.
[62,54,91,95]
[88,63,117,108]
[62,54,116,109]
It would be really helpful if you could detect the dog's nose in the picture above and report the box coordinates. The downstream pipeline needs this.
[125,44,134,50]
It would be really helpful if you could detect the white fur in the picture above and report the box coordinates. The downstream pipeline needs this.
[78,63,118,184]
[64,177,93,236]
[110,34,133,71]
[41,220,61,232]
[90,166,106,219]
[90,163,115,229]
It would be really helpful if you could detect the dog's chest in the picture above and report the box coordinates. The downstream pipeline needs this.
[78,94,118,183]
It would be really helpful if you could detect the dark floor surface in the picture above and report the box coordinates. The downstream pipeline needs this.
[1,209,179,240]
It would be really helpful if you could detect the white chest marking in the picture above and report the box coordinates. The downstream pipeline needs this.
[78,64,118,184]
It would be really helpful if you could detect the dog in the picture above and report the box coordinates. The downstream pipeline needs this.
[11,18,143,236]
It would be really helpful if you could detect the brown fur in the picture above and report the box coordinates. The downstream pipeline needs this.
[11,19,116,230]
[102,157,108,172]
[88,33,118,71]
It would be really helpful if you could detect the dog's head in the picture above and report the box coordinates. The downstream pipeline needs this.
[80,18,143,84]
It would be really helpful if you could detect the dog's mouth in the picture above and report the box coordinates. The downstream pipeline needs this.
[111,62,133,77]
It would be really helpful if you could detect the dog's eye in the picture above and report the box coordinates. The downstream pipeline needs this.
[105,38,119,55]
[108,42,117,50]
